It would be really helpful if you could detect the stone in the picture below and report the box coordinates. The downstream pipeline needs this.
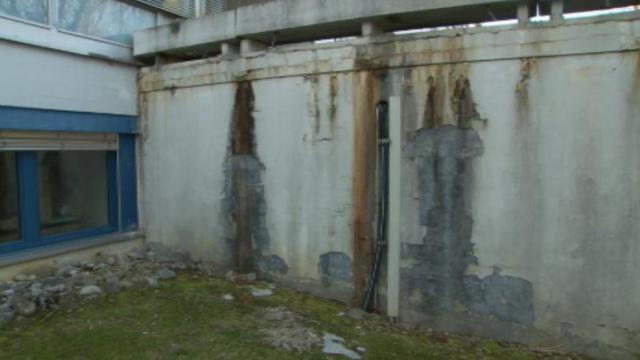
[13,274,29,282]
[79,285,102,297]
[251,288,274,297]
[222,294,234,301]
[157,269,176,280]
[146,276,159,287]
[30,283,43,298]
[14,296,36,317]
[322,333,361,360]
[104,276,121,293]
[0,310,15,327]
[236,272,257,283]
[345,308,367,321]
[356,346,366,353]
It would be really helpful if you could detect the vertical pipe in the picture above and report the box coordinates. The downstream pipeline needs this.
[386,96,401,319]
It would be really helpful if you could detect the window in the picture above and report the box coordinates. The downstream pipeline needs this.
[0,0,48,24]
[57,0,156,45]
[0,152,19,243]
[0,107,138,254]
[37,151,114,237]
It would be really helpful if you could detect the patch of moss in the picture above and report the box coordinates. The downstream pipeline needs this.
[0,275,573,360]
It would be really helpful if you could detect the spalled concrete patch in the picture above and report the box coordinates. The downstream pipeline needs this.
[221,80,270,272]
[257,255,289,275]
[318,252,353,284]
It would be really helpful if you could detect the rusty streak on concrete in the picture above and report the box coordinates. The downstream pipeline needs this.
[350,70,379,306]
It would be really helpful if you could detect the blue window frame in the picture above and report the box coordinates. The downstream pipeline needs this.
[0,106,138,254]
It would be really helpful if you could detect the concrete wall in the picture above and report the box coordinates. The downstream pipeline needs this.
[139,15,640,358]
[0,39,137,115]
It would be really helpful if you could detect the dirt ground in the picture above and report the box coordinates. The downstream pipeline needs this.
[0,274,585,359]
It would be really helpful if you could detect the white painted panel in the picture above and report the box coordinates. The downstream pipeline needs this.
[0,40,137,115]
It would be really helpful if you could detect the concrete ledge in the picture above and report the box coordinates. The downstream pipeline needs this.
[0,231,145,271]
[139,14,640,93]
[133,0,638,59]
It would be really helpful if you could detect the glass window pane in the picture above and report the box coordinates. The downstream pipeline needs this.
[56,0,155,45]
[0,152,19,243]
[0,0,47,23]
[38,151,110,237]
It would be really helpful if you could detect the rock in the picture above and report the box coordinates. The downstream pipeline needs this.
[2,289,15,298]
[322,333,361,360]
[157,269,176,280]
[236,272,256,283]
[251,288,274,297]
[120,279,134,288]
[225,271,237,282]
[14,296,36,317]
[30,283,43,298]
[106,256,116,266]
[146,276,159,287]
[356,346,366,353]
[104,276,121,293]
[171,262,187,270]
[0,310,15,326]
[345,308,367,321]
[79,285,102,297]
[13,274,29,282]
[222,294,234,301]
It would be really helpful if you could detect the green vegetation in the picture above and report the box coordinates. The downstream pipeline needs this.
[0,274,573,359]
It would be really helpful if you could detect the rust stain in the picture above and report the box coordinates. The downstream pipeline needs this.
[516,58,537,125]
[423,68,446,129]
[230,81,256,272]
[329,74,338,135]
[231,81,255,155]
[350,71,379,306]
[306,75,321,134]
[451,75,475,129]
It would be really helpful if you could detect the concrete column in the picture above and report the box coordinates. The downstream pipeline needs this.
[240,39,267,54]
[221,42,239,56]
[386,96,402,319]
[362,21,383,37]
[551,0,564,24]
[517,1,530,24]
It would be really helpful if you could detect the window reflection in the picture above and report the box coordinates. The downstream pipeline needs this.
[38,151,110,237]
[0,152,19,243]
[0,0,47,24]
[57,0,155,45]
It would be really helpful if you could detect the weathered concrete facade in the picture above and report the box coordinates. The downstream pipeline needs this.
[139,14,640,358]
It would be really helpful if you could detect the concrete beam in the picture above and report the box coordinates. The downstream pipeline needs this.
[362,21,384,37]
[240,39,267,54]
[221,42,239,56]
[551,0,565,24]
[517,1,530,24]
[134,0,638,59]
[134,0,527,58]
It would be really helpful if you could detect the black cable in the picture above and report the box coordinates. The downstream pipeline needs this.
[362,101,389,312]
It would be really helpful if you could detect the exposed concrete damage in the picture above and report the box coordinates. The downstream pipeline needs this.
[138,6,640,359]
[222,81,270,272]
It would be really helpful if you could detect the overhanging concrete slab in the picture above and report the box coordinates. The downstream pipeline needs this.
[134,0,639,59]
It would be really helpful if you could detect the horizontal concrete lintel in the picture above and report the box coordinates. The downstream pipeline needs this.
[133,0,639,59]
[139,15,640,93]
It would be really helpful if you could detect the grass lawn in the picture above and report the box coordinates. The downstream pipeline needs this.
[0,274,578,359]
